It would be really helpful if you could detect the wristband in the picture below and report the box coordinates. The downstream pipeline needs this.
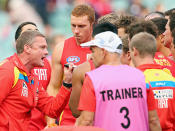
[63,81,72,88]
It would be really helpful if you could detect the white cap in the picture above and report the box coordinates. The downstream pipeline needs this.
[81,31,122,54]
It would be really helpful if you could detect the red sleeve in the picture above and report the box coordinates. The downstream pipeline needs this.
[147,87,156,111]
[78,75,96,112]
[37,84,71,118]
[0,67,13,104]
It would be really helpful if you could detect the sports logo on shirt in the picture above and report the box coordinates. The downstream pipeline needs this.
[33,69,47,80]
[153,89,173,108]
[66,56,80,63]
[154,58,171,66]
[21,82,28,97]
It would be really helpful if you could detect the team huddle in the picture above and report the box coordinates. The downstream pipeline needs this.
[0,4,175,131]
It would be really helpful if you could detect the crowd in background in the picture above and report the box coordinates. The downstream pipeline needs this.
[0,0,175,131]
[0,0,175,61]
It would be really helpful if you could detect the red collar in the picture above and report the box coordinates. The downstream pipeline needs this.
[9,53,30,75]
[137,64,162,72]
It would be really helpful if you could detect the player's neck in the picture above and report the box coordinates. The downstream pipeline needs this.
[136,57,154,67]
[158,45,171,57]
[104,54,121,66]
[76,37,92,46]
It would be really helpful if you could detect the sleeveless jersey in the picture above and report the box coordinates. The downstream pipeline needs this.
[60,37,91,125]
[154,52,175,77]
[29,58,51,130]
[87,65,149,131]
[61,37,91,67]
[138,64,175,131]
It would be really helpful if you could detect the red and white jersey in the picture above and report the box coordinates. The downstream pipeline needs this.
[59,37,91,125]
[154,52,175,77]
[138,64,175,131]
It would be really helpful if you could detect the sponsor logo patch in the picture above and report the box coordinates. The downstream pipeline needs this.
[153,89,173,99]
[34,69,47,80]
[21,82,28,97]
[66,56,80,63]
[153,89,173,108]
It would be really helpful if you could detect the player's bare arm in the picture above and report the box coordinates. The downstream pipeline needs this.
[47,41,64,97]
[46,41,64,126]
[148,110,162,131]
[69,61,91,118]
[76,111,94,126]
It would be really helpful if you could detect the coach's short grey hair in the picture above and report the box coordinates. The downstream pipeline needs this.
[16,30,45,54]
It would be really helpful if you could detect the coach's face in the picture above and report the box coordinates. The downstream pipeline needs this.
[90,46,104,68]
[30,36,48,67]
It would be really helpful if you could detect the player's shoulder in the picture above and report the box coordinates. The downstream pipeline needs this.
[53,37,74,54]
[55,40,65,51]
[51,40,65,63]
[73,61,91,82]
[74,61,91,74]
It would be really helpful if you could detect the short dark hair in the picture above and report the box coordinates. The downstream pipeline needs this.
[151,17,168,35]
[118,14,138,29]
[121,35,129,53]
[15,22,37,40]
[92,22,118,37]
[169,11,175,32]
[145,11,165,19]
[164,8,175,16]
[127,20,158,39]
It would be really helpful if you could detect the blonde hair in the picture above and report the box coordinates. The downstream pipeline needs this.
[71,4,95,24]
[97,12,119,28]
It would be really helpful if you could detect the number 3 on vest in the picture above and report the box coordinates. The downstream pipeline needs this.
[120,107,130,129]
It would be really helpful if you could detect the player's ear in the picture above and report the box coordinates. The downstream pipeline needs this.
[133,47,138,56]
[102,48,107,56]
[127,51,131,61]
[159,34,164,44]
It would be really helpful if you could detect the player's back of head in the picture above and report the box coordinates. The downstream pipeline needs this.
[145,11,165,20]
[93,22,118,37]
[130,32,157,58]
[97,12,119,28]
[151,17,168,35]
[15,21,37,40]
[127,20,158,40]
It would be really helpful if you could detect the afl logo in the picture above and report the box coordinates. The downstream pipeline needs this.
[66,56,80,63]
